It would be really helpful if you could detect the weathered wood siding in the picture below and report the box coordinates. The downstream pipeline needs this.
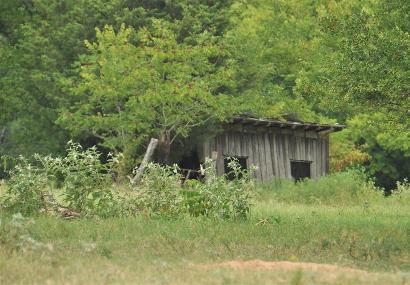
[203,126,330,181]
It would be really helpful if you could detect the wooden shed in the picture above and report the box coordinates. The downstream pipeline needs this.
[201,117,345,181]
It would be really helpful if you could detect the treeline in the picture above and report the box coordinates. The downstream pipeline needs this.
[0,0,409,189]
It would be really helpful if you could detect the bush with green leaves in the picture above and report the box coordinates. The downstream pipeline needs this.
[2,156,52,215]
[1,144,255,220]
[131,163,184,217]
[390,179,410,203]
[182,158,255,220]
[1,142,118,217]
[55,142,115,216]
[129,159,255,220]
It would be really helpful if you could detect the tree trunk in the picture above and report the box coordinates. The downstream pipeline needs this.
[0,127,6,144]
[157,130,172,165]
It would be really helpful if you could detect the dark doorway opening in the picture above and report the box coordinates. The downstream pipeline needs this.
[178,150,201,180]
[290,160,311,182]
[224,156,248,180]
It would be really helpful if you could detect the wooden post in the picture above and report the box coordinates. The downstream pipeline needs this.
[211,151,218,174]
[131,138,158,185]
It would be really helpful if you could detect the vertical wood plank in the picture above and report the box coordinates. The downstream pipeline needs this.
[277,135,284,178]
[325,136,330,174]
[310,139,317,178]
[210,137,216,157]
[203,140,209,161]
[216,135,224,176]
[246,133,256,178]
[279,135,284,178]
[262,133,269,181]
[284,135,292,178]
[280,135,287,178]
[233,132,241,156]
[224,132,229,156]
[301,137,306,160]
[316,138,322,177]
[239,133,246,157]
[270,134,278,178]
[252,133,262,180]
[228,132,236,156]
[253,134,263,181]
[256,134,264,181]
[322,138,326,176]
[295,136,300,160]
[264,133,274,181]
[305,136,310,161]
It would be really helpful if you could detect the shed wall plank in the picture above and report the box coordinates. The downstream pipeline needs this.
[216,135,224,176]
[271,134,279,177]
[264,133,274,181]
[257,133,267,181]
[281,135,289,178]
[252,134,262,180]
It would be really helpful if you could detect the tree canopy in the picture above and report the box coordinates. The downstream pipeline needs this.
[60,21,236,165]
[0,0,409,188]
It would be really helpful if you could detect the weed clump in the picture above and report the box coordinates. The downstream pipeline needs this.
[129,158,255,219]
[181,158,254,219]
[132,163,184,217]
[1,144,255,220]
[1,142,118,217]
[390,179,410,204]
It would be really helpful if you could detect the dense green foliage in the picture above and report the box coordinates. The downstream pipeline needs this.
[0,0,409,187]
[59,21,235,167]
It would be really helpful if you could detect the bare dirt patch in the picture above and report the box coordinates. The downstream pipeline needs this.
[197,259,385,283]
[202,260,367,274]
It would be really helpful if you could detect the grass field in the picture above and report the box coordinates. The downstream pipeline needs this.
[1,184,409,285]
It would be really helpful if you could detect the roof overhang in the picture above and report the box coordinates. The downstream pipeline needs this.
[230,117,345,133]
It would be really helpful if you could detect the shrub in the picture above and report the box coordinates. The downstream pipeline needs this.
[2,157,51,215]
[1,142,119,217]
[1,145,255,220]
[261,168,382,205]
[131,163,183,217]
[130,158,255,220]
[56,142,115,217]
[390,179,410,203]
[182,158,255,220]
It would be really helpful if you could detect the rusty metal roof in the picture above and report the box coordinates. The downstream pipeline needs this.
[231,117,345,133]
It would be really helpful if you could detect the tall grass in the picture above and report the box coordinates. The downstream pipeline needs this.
[0,202,409,284]
[0,168,409,284]
[258,169,384,206]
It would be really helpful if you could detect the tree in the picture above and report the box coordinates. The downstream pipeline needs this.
[298,0,410,189]
[225,0,330,122]
[317,0,410,121]
[0,0,234,162]
[59,22,235,165]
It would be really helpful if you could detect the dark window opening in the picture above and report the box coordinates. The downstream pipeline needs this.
[178,151,201,181]
[291,160,311,182]
[224,156,248,180]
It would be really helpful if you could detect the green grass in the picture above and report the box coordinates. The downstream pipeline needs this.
[1,184,410,285]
